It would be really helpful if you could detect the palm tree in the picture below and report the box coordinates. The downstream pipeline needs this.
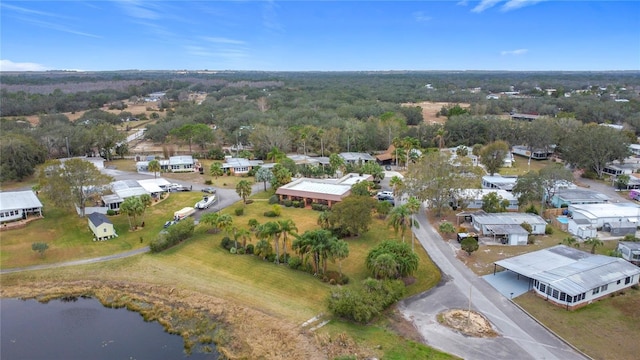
[236,228,252,249]
[405,197,421,251]
[278,219,298,259]
[254,239,272,260]
[292,229,337,275]
[200,212,220,232]
[210,162,224,179]
[370,253,399,279]
[331,239,349,277]
[562,236,580,248]
[266,146,285,163]
[148,159,161,178]
[259,222,281,264]
[120,196,144,229]
[584,237,604,254]
[216,214,234,237]
[389,176,404,199]
[434,127,448,149]
[317,210,331,230]
[138,194,152,225]
[236,179,252,204]
[388,204,411,243]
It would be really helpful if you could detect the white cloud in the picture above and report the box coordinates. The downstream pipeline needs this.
[501,0,546,12]
[457,0,469,6]
[501,49,529,56]
[0,59,48,71]
[116,0,161,20]
[262,0,283,32]
[413,11,432,22]
[202,37,246,45]
[472,0,503,13]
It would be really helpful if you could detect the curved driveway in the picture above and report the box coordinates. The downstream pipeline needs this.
[399,209,588,360]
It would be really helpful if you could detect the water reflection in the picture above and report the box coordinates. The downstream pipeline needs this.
[1,297,216,360]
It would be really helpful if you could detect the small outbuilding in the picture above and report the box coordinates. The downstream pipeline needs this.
[481,175,518,191]
[568,203,640,229]
[88,212,117,241]
[471,212,547,236]
[617,241,640,266]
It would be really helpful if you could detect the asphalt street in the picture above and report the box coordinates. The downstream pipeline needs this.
[399,209,588,360]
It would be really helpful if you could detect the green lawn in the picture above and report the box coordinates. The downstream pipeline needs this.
[0,191,203,268]
[1,190,447,359]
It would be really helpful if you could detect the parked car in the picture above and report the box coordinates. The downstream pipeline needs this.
[377,191,393,198]
[163,220,175,228]
[202,187,217,194]
[385,165,392,171]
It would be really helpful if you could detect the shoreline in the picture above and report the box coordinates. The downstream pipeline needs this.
[0,279,329,360]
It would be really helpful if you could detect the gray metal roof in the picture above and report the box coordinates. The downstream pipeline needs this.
[111,180,149,199]
[0,191,43,211]
[495,245,640,296]
[619,241,640,251]
[555,188,609,202]
[485,224,529,236]
[339,152,375,162]
[473,212,546,226]
[88,212,112,226]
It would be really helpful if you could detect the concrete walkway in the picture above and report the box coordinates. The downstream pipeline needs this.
[399,209,588,360]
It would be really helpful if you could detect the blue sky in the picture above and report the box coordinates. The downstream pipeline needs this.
[1,1,638,71]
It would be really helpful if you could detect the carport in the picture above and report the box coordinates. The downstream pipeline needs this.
[482,270,532,299]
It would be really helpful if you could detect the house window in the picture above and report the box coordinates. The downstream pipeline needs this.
[546,286,552,296]
[617,280,621,285]
[567,295,573,303]
[552,289,559,299]
[539,284,546,292]
[104,228,107,233]
[593,287,600,295]
[625,276,632,285]
[601,284,608,292]
[560,292,566,301]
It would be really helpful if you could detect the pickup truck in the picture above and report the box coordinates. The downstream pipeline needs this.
[195,195,216,209]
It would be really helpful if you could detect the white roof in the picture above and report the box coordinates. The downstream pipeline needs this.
[569,203,640,220]
[111,180,149,198]
[458,189,517,201]
[496,245,640,296]
[136,179,164,193]
[169,156,194,165]
[555,188,609,202]
[339,152,375,162]
[336,173,374,186]
[283,180,351,196]
[473,212,546,226]
[0,191,43,211]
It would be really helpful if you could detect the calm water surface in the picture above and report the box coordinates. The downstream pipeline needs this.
[1,297,216,360]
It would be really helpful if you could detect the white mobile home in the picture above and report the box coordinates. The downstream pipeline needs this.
[617,241,640,265]
[568,203,640,229]
[511,145,554,160]
[0,190,44,224]
[481,175,518,191]
[455,189,518,211]
[495,245,640,310]
[471,212,546,236]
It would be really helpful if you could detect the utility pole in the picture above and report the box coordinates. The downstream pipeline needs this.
[65,136,70,158]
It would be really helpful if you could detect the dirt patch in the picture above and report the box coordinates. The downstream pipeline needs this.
[401,101,471,125]
[438,309,498,338]
[0,280,327,360]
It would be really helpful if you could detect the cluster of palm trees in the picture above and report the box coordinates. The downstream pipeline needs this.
[292,229,349,277]
[120,194,153,229]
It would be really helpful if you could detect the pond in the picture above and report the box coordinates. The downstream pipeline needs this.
[1,297,217,360]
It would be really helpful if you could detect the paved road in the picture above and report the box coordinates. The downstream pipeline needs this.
[399,209,588,360]
[0,247,150,274]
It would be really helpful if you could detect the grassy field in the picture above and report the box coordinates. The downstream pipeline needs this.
[0,189,450,359]
[0,191,203,268]
[515,289,640,360]
[499,156,552,176]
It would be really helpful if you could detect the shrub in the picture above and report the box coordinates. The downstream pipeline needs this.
[268,195,279,204]
[245,244,254,255]
[235,208,244,216]
[327,278,405,323]
[245,199,254,204]
[263,211,278,217]
[230,247,237,254]
[545,224,554,234]
[524,204,539,215]
[283,199,293,207]
[581,170,598,179]
[204,180,212,185]
[291,200,299,207]
[266,253,277,263]
[237,247,246,255]
[106,209,116,216]
[220,237,233,250]
[311,203,328,211]
[339,275,350,285]
[329,279,337,285]
[272,204,282,216]
[288,256,303,270]
[149,218,196,253]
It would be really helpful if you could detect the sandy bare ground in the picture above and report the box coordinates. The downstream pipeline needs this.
[402,101,471,125]
[439,309,498,338]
